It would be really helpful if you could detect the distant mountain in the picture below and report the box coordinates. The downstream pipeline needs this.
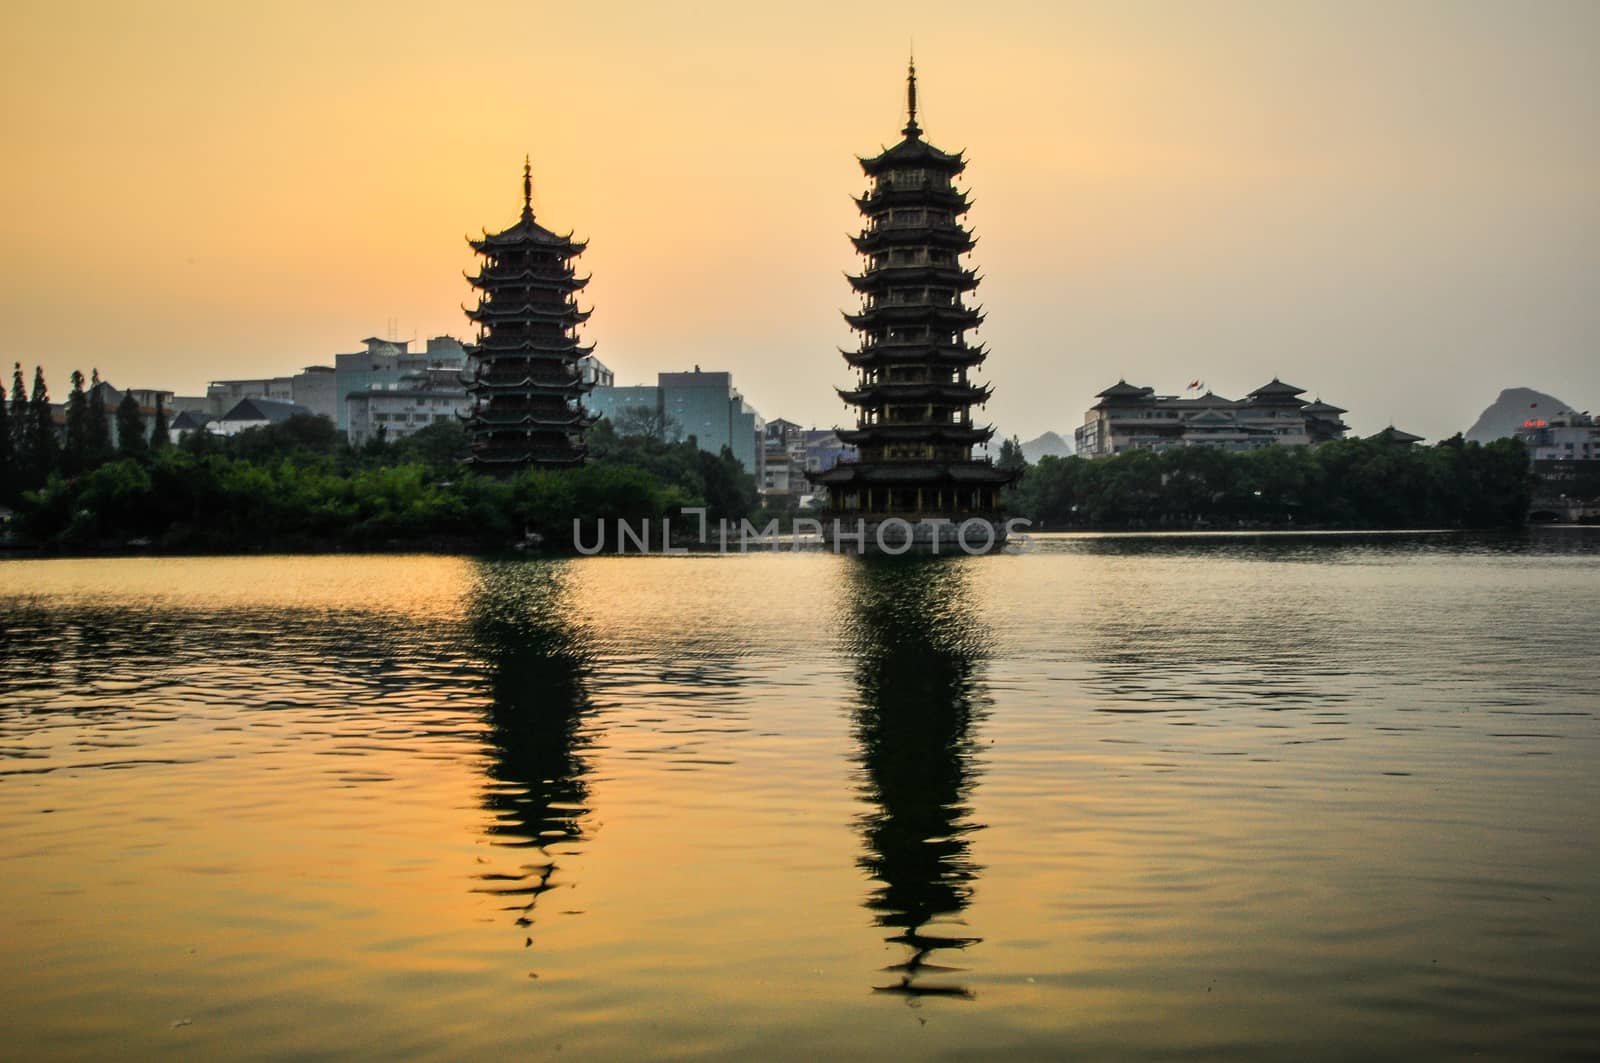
[1020,431,1073,463]
[1464,387,1576,443]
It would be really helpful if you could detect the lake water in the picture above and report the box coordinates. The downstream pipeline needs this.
[2,532,1597,1061]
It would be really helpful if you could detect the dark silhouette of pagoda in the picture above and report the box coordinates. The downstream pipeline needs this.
[842,558,988,1000]
[469,561,595,943]
[461,159,595,470]
[817,61,1010,540]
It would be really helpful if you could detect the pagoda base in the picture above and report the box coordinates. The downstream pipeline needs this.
[822,515,1009,555]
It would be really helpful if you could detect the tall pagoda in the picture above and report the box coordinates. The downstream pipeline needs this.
[461,159,595,470]
[816,61,1010,544]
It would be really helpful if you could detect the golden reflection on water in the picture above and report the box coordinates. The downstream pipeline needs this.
[2,538,1598,1060]
[0,554,479,619]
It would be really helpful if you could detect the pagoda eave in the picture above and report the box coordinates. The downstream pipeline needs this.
[836,424,995,446]
[468,272,590,292]
[470,242,587,261]
[846,266,978,293]
[470,226,588,254]
[843,307,983,331]
[851,228,975,255]
[467,302,591,320]
[842,343,988,368]
[814,461,1011,486]
[463,375,586,393]
[469,340,596,357]
[837,383,992,406]
[858,140,967,178]
[466,313,592,330]
[464,412,596,429]
[854,188,970,213]
[463,451,587,468]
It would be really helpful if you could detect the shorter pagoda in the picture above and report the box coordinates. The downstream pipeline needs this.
[461,159,595,470]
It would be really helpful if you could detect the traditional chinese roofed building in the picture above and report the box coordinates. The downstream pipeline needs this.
[815,61,1010,545]
[1074,378,1352,457]
[460,159,596,470]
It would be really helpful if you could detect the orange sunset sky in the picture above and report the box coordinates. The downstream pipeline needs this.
[2,0,1595,441]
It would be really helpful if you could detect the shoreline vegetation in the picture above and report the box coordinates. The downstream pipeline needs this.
[1,414,757,555]
[2,397,1533,556]
[1001,432,1532,532]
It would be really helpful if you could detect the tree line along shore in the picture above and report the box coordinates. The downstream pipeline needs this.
[1,365,1532,554]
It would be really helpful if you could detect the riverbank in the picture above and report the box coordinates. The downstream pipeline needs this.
[3,420,1539,556]
[8,524,1594,562]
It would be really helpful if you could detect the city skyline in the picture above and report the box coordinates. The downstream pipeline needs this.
[3,0,1596,442]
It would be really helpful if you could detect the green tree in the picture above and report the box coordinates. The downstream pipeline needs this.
[63,370,90,473]
[1004,437,1532,530]
[697,444,759,522]
[391,420,466,471]
[179,421,223,456]
[149,395,171,451]
[610,404,678,443]
[997,434,1028,475]
[1159,445,1248,522]
[28,366,57,480]
[229,413,341,463]
[1007,454,1086,526]
[1456,436,1531,527]
[116,393,148,456]
[7,364,25,476]
[86,370,113,463]
[0,377,12,500]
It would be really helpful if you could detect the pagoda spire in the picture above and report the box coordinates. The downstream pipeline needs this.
[903,53,921,139]
[521,155,534,220]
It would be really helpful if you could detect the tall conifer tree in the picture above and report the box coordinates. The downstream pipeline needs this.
[87,369,112,462]
[8,364,25,468]
[0,379,12,499]
[64,370,89,473]
[28,367,56,478]
[150,395,170,450]
[116,393,148,456]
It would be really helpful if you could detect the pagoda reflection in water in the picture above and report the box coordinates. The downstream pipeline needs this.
[840,558,990,1000]
[468,560,595,936]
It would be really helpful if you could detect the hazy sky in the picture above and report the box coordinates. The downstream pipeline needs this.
[2,0,1595,441]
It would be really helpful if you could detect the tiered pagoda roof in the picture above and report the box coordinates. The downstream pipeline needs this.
[817,61,1011,522]
[461,159,596,470]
